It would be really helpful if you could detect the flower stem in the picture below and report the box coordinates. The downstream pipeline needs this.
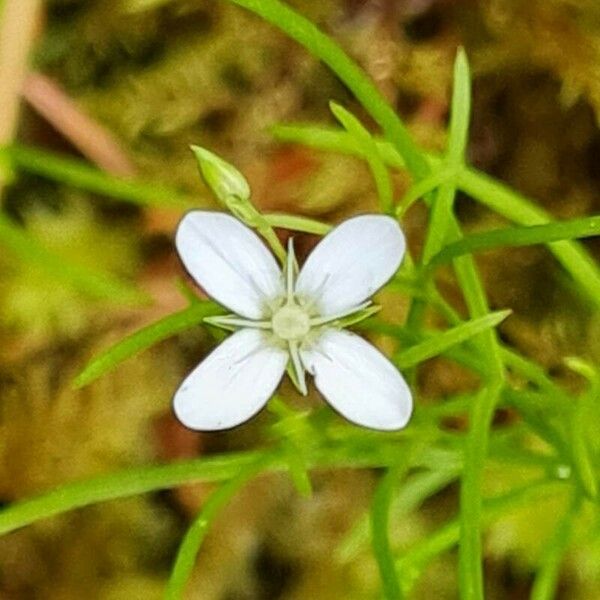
[164,455,274,599]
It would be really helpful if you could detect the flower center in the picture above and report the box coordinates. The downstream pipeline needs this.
[271,304,311,341]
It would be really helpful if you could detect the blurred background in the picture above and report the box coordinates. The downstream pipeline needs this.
[1,0,600,598]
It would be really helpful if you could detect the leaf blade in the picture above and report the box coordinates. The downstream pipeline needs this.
[74,301,223,388]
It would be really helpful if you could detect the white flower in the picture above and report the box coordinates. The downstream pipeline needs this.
[173,211,413,431]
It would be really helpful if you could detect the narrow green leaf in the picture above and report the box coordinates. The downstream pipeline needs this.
[396,168,454,218]
[271,123,406,168]
[0,449,273,537]
[564,362,600,489]
[361,319,490,377]
[430,215,600,267]
[0,211,147,305]
[447,234,505,600]
[395,310,510,369]
[164,456,271,599]
[501,347,567,399]
[569,398,598,500]
[74,301,223,388]
[530,494,580,600]
[371,466,405,600]
[267,397,313,497]
[0,444,457,537]
[397,480,563,592]
[270,124,600,308]
[330,102,394,214]
[227,0,429,178]
[338,469,458,564]
[502,389,568,456]
[421,181,458,264]
[458,167,600,307]
[8,144,195,208]
[421,49,471,263]
[282,446,313,497]
[447,48,471,164]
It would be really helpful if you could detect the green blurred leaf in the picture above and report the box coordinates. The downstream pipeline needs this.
[271,124,600,308]
[228,0,429,178]
[430,215,600,267]
[165,455,272,599]
[421,48,471,264]
[330,101,394,214]
[394,310,511,369]
[8,144,195,208]
[0,211,148,305]
[530,493,581,600]
[74,301,223,388]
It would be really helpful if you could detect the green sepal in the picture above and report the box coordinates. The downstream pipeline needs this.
[203,314,239,332]
[286,360,307,395]
[330,305,382,329]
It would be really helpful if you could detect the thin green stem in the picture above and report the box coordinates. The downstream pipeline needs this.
[458,384,501,599]
[330,101,395,214]
[395,168,455,218]
[396,479,564,589]
[371,466,405,600]
[8,144,196,208]
[429,215,600,267]
[164,456,272,599]
[270,124,600,308]
[444,219,505,600]
[264,212,332,235]
[421,49,470,264]
[0,444,458,537]
[394,310,510,369]
[256,223,287,265]
[0,450,271,536]
[530,493,581,600]
[338,468,459,564]
[74,301,224,388]
[226,0,429,179]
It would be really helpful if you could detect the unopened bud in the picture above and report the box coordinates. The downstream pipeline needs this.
[191,145,250,203]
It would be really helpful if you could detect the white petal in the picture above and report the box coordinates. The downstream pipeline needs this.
[173,328,287,431]
[300,329,412,431]
[176,211,284,319]
[295,215,405,316]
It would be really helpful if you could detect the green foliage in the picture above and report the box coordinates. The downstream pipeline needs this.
[271,124,600,308]
[394,310,511,370]
[164,455,273,599]
[329,101,394,215]
[430,215,600,267]
[8,144,195,209]
[74,300,224,388]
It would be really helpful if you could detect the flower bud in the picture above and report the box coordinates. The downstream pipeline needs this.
[190,145,250,203]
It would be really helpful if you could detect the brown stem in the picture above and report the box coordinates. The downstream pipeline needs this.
[22,72,136,177]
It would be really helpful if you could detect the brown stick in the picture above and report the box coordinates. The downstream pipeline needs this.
[22,72,137,177]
